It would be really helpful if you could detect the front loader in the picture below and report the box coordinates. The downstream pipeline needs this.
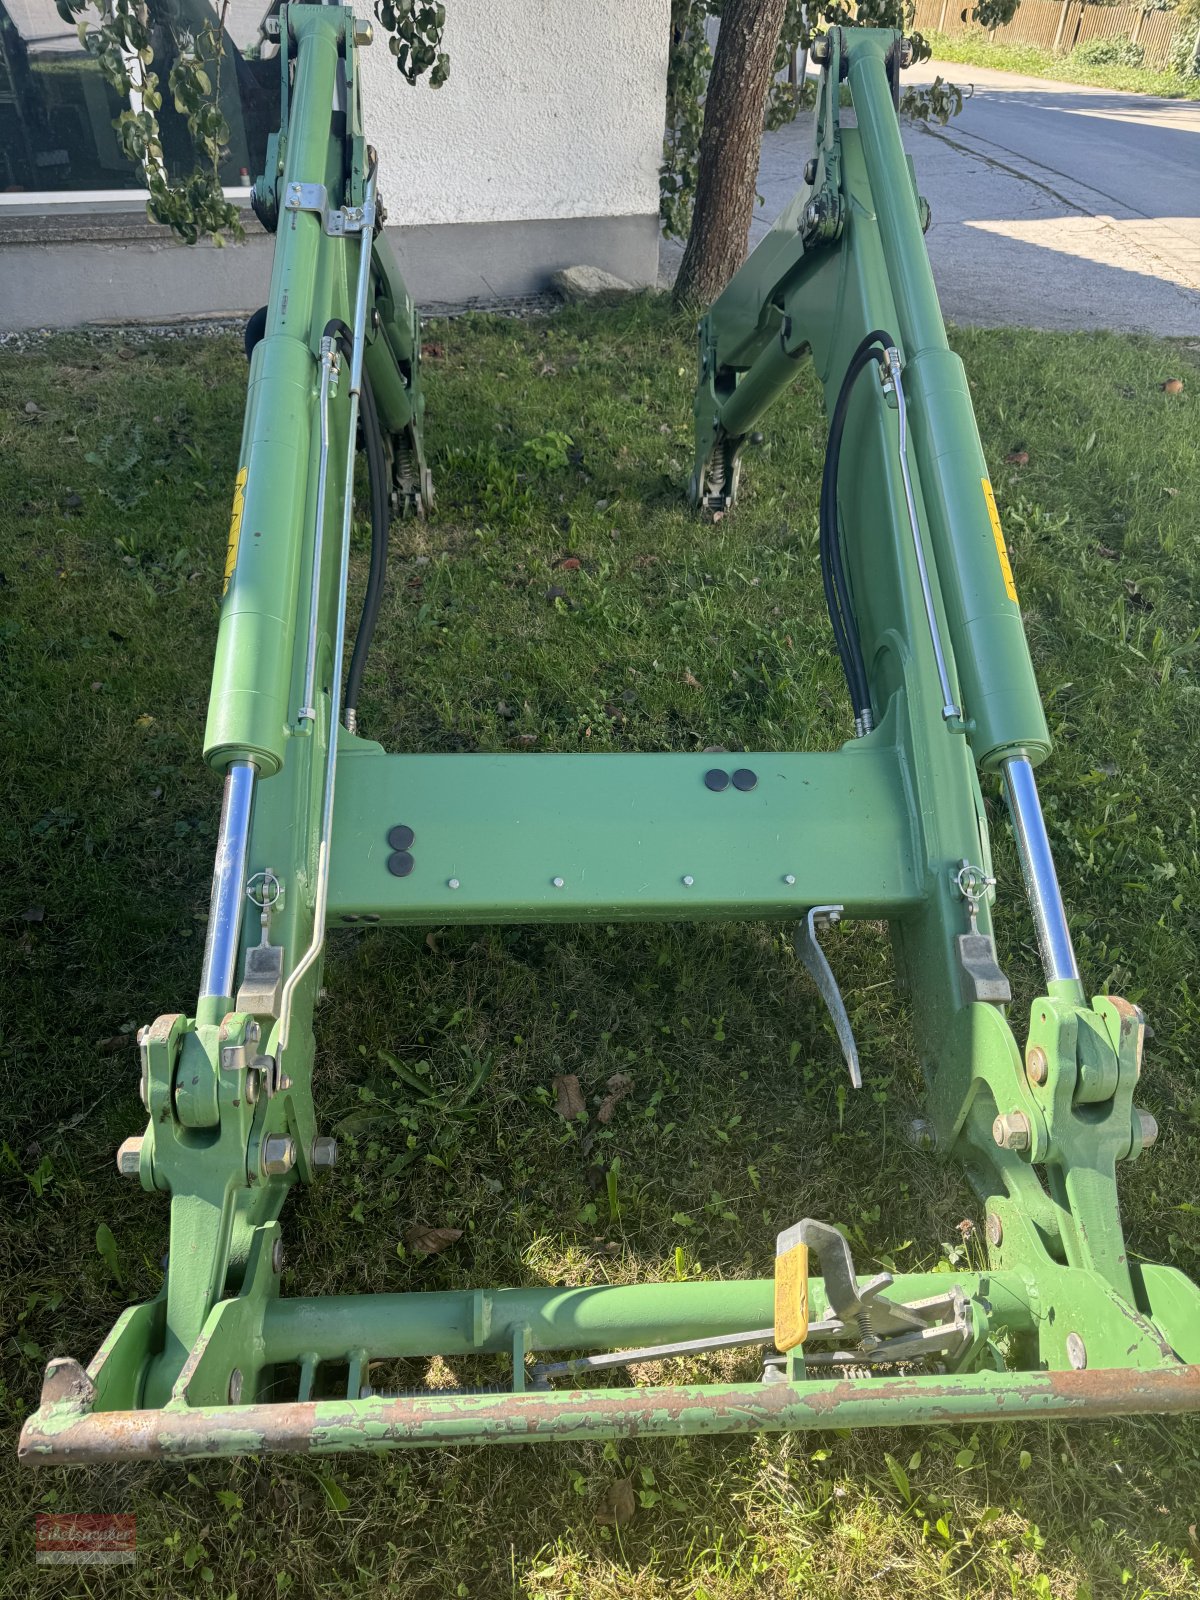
[20,15,1200,1465]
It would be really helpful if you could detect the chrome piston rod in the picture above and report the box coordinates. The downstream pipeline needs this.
[198,759,257,1000]
[1002,754,1081,988]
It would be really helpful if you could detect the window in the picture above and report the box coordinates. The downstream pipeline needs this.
[0,0,280,202]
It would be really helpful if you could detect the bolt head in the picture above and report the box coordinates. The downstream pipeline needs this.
[1066,1331,1087,1370]
[244,1068,260,1105]
[262,1135,296,1177]
[985,1212,1003,1247]
[353,19,373,45]
[1025,1045,1048,1086]
[899,37,914,68]
[992,1111,1031,1152]
[271,1237,284,1274]
[447,878,460,890]
[784,874,796,886]
[682,875,694,887]
[228,1368,243,1404]
[1135,1109,1159,1149]
[552,877,565,889]
[311,1135,339,1171]
[116,1135,144,1177]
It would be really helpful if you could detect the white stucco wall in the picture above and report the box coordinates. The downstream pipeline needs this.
[359,0,670,227]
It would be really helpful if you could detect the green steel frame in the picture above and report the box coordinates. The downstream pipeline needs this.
[20,18,1200,1466]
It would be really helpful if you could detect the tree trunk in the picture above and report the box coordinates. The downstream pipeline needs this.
[672,0,789,307]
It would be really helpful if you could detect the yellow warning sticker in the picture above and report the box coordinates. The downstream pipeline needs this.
[223,466,248,595]
[982,476,1018,606]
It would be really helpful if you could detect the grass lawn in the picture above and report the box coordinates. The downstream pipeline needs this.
[925,30,1200,99]
[2,300,1200,1597]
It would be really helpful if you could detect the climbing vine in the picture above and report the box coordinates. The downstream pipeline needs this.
[59,0,449,246]
[662,0,1019,241]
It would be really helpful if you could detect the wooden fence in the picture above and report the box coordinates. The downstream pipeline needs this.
[910,0,1186,73]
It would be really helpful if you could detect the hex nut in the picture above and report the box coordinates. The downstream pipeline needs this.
[992,1111,1031,1152]
[1025,1045,1049,1086]
[1135,1109,1159,1149]
[311,1135,339,1171]
[262,1135,296,1177]
[116,1136,144,1177]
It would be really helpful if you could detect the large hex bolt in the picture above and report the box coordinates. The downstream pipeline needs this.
[262,1135,296,1177]
[311,1136,339,1171]
[1135,1109,1159,1149]
[811,33,830,63]
[116,1136,144,1177]
[992,1111,1031,1152]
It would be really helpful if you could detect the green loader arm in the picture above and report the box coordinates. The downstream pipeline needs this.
[19,22,1200,1466]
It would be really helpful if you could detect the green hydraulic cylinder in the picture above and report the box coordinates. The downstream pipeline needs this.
[202,13,343,776]
[848,41,1050,771]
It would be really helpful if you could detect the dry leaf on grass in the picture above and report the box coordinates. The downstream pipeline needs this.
[596,1072,633,1125]
[1004,450,1029,466]
[553,1073,586,1122]
[1160,378,1183,394]
[682,669,702,689]
[404,1224,463,1256]
[595,1476,637,1527]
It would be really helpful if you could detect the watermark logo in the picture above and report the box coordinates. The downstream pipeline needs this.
[36,1514,136,1566]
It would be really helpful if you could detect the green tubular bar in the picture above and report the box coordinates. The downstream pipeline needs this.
[24,1372,1200,1465]
[20,19,1200,1464]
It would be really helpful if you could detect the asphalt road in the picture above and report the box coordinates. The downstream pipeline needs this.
[661,62,1200,334]
[911,59,1200,332]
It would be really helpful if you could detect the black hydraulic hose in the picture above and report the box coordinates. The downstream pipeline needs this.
[344,368,389,723]
[819,329,894,726]
[320,318,390,728]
